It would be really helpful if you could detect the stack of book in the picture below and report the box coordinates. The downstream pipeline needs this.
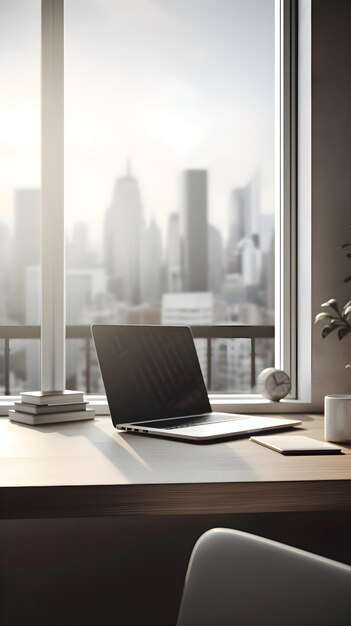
[9,390,95,425]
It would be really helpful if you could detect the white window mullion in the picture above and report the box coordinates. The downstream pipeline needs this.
[41,0,65,391]
[275,0,297,394]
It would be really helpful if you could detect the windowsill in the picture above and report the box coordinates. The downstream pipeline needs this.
[210,396,318,414]
[0,394,319,416]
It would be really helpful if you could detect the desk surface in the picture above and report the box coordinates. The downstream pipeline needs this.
[1,414,351,519]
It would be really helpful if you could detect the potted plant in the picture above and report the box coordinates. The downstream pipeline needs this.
[314,240,351,358]
[314,236,351,442]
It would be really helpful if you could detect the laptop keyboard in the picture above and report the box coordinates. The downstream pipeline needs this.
[135,414,249,431]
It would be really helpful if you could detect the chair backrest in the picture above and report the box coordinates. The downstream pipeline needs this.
[177,528,351,626]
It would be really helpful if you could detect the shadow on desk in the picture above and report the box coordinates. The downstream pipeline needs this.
[30,418,259,483]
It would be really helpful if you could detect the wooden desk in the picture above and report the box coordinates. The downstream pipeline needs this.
[1,414,350,519]
[1,414,351,626]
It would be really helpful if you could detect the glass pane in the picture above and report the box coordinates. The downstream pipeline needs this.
[65,0,275,392]
[208,337,274,393]
[0,0,41,393]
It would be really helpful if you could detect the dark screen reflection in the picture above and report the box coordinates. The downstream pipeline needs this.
[92,325,211,425]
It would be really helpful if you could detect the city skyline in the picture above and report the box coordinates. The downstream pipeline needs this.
[0,160,274,254]
[0,166,274,395]
[0,163,274,320]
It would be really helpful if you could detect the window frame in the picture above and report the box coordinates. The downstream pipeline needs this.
[0,0,305,413]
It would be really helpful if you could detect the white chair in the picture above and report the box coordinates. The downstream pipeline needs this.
[177,528,351,626]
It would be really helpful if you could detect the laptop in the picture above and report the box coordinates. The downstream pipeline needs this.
[91,324,301,442]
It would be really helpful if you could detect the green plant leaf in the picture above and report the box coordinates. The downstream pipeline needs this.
[321,299,341,314]
[330,318,346,327]
[343,304,351,318]
[344,275,351,283]
[322,323,338,338]
[321,319,347,339]
[340,242,351,249]
[314,312,335,324]
[338,327,351,340]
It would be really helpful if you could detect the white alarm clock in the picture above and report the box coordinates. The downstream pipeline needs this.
[257,368,291,401]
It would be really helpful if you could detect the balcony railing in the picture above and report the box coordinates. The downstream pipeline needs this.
[0,325,274,395]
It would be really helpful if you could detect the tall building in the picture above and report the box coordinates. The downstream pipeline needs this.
[161,292,213,384]
[10,188,41,322]
[103,162,144,305]
[216,337,264,392]
[141,218,163,305]
[227,174,262,272]
[238,236,262,287]
[162,292,213,325]
[259,213,274,253]
[66,269,106,325]
[0,221,11,321]
[262,230,275,318]
[67,222,96,269]
[166,212,182,293]
[222,273,246,307]
[208,224,223,294]
[227,186,248,253]
[181,170,208,292]
[250,168,261,238]
[66,268,106,388]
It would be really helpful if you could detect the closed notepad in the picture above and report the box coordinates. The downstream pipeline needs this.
[250,435,342,455]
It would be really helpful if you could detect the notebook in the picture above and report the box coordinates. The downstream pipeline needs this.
[91,324,301,442]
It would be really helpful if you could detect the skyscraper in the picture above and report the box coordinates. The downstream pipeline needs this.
[166,212,182,293]
[0,221,11,320]
[238,236,262,287]
[208,224,223,294]
[67,222,95,269]
[66,268,106,388]
[227,183,253,259]
[104,162,144,305]
[141,218,163,305]
[228,187,247,251]
[259,213,274,253]
[181,170,208,292]
[161,292,213,384]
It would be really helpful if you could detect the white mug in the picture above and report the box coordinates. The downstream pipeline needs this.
[324,394,351,443]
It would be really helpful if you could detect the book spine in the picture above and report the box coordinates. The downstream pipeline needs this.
[9,408,95,425]
[14,402,88,414]
[20,394,85,405]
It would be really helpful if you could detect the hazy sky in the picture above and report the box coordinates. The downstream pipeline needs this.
[0,0,275,243]
[0,0,40,225]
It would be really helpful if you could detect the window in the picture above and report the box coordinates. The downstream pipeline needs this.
[0,0,41,394]
[64,0,278,395]
[0,0,295,402]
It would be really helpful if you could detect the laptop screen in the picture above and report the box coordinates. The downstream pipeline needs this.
[91,325,211,425]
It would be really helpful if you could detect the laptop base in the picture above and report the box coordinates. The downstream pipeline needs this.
[118,413,302,442]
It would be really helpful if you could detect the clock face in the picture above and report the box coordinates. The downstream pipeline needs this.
[257,368,291,401]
